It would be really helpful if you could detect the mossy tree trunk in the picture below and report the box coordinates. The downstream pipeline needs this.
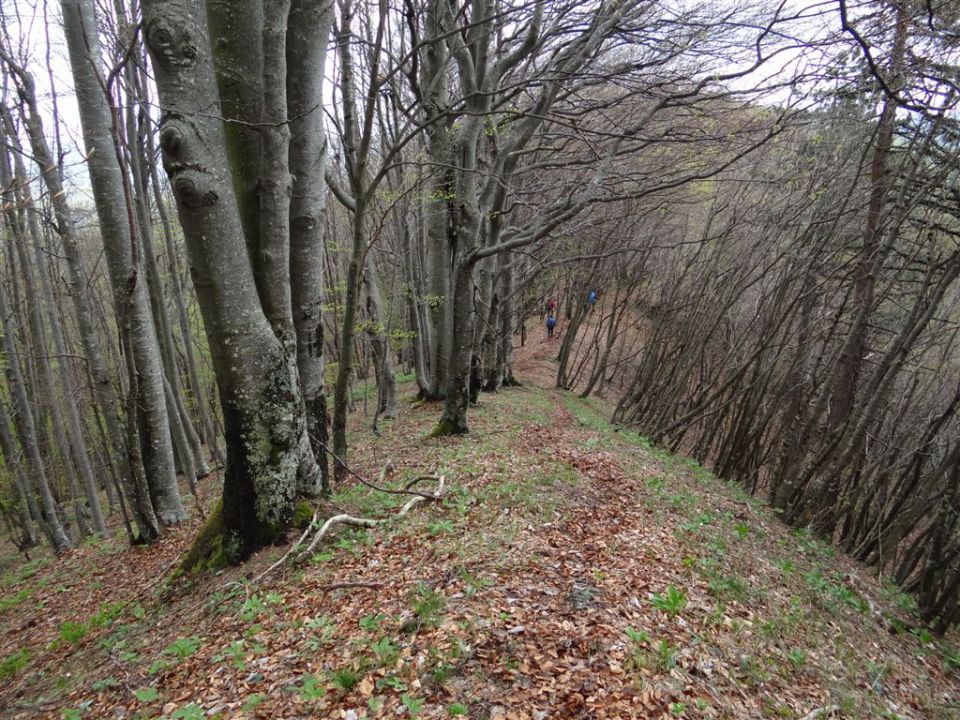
[142,0,323,562]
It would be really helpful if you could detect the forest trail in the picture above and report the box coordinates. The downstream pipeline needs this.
[1,334,959,719]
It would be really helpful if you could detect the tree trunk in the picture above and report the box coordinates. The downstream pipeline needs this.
[365,251,398,421]
[142,0,320,560]
[435,260,476,435]
[124,73,211,481]
[0,281,71,552]
[62,0,186,525]
[0,396,39,547]
[287,0,334,494]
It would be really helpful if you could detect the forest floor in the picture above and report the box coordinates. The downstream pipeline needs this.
[1,334,960,719]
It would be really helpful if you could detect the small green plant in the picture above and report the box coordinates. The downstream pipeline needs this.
[359,613,385,631]
[171,704,205,720]
[370,637,399,666]
[652,640,678,672]
[134,687,160,703]
[733,522,750,538]
[787,649,807,670]
[239,594,267,622]
[0,587,32,612]
[148,659,172,675]
[331,667,360,692]
[708,575,747,602]
[299,674,326,700]
[407,584,445,630]
[651,586,688,616]
[243,694,265,712]
[402,694,426,717]
[59,621,90,644]
[803,569,831,594]
[625,626,650,645]
[456,566,492,597]
[943,646,960,671]
[377,675,407,691]
[91,677,118,692]
[213,640,247,669]
[449,702,468,716]
[669,702,686,715]
[774,558,794,575]
[0,648,29,679]
[429,519,455,535]
[164,636,202,660]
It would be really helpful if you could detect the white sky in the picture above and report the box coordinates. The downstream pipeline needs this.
[0,0,931,204]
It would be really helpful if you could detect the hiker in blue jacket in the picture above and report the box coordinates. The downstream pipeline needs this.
[588,289,597,306]
[546,314,557,339]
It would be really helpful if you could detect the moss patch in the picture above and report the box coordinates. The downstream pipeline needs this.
[293,500,315,529]
[177,500,227,575]
[429,416,467,438]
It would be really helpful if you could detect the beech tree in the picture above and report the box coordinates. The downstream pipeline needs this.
[140,0,332,561]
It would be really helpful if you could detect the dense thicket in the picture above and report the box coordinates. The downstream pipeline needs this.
[0,0,959,630]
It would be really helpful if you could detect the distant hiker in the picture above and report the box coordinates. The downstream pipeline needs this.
[546,314,556,339]
[588,289,597,307]
[547,298,557,315]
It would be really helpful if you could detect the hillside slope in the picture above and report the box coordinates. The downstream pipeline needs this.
[1,336,959,719]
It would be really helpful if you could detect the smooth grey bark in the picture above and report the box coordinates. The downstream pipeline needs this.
[497,254,519,387]
[123,66,210,480]
[163,375,199,501]
[475,254,498,391]
[402,203,432,395]
[207,0,263,265]
[0,279,71,552]
[142,0,320,559]
[145,109,222,466]
[418,0,453,400]
[288,0,334,494]
[135,58,221,465]
[62,0,186,524]
[257,0,296,347]
[6,62,160,541]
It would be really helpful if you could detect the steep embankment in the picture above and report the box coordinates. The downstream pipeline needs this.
[0,335,958,719]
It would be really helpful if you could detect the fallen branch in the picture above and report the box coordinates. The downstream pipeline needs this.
[252,474,445,584]
[299,513,382,558]
[318,581,384,592]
